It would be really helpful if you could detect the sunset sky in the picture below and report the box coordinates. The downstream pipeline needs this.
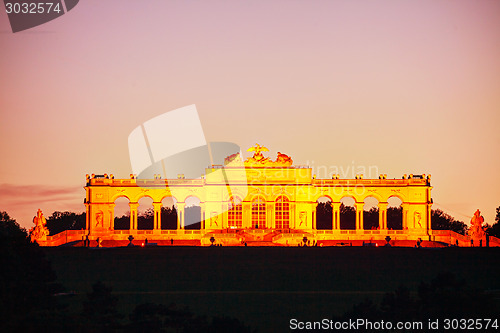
[1,0,499,230]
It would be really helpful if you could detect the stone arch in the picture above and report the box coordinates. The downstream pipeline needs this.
[113,196,130,230]
[161,196,178,230]
[387,196,403,230]
[312,193,334,203]
[316,196,332,230]
[339,196,356,230]
[177,193,201,204]
[271,192,291,202]
[363,196,380,230]
[223,189,247,202]
[271,186,293,199]
[360,191,383,203]
[160,193,179,203]
[275,195,290,229]
[339,193,357,203]
[230,195,243,202]
[228,195,243,229]
[251,195,266,229]
[185,196,201,230]
[137,196,154,230]
[247,191,267,203]
[387,196,403,205]
[383,192,406,203]
[133,193,155,203]
[110,192,132,203]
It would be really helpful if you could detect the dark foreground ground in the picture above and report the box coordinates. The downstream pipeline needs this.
[44,247,500,332]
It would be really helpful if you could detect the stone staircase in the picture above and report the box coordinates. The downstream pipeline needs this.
[244,240,280,246]
[240,230,281,246]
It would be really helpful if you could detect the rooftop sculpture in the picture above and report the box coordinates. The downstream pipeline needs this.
[244,144,293,167]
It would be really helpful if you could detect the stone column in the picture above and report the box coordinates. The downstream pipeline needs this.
[199,202,205,230]
[242,202,251,229]
[426,202,432,231]
[221,203,228,229]
[177,202,186,229]
[267,202,274,229]
[109,203,115,230]
[290,202,296,229]
[332,202,340,230]
[401,203,409,230]
[129,202,139,231]
[153,202,162,231]
[427,186,432,231]
[312,202,318,230]
[378,202,388,230]
[85,203,90,231]
[355,202,364,230]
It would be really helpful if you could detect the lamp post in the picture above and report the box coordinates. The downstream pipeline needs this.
[385,236,391,247]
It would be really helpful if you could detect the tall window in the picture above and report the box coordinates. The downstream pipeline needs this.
[275,196,290,229]
[252,196,266,229]
[228,196,242,228]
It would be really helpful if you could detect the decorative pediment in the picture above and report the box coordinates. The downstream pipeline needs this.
[239,144,293,167]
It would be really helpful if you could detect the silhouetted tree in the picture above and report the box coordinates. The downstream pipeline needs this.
[340,203,356,230]
[486,206,500,238]
[82,281,121,331]
[379,286,416,322]
[46,211,86,235]
[161,206,178,229]
[127,302,194,332]
[363,207,379,230]
[185,205,201,230]
[336,272,499,327]
[0,211,63,331]
[138,208,154,230]
[114,211,130,230]
[387,206,402,230]
[126,302,255,333]
[206,315,256,333]
[338,298,381,323]
[431,209,467,235]
[316,201,333,230]
[418,272,498,320]
[127,303,169,332]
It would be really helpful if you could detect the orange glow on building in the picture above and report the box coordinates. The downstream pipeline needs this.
[33,145,498,248]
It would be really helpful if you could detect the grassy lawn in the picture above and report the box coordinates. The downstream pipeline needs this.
[44,247,500,332]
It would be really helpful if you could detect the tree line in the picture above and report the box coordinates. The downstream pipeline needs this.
[41,205,500,238]
[316,203,500,237]
[0,211,255,332]
[3,210,499,331]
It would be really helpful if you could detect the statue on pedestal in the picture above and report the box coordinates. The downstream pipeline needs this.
[468,209,486,244]
[30,209,49,242]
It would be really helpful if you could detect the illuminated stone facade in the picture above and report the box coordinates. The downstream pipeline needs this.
[78,145,434,246]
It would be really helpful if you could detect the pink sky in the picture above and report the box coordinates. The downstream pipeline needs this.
[1,0,499,230]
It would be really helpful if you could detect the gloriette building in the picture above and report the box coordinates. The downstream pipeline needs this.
[39,144,450,246]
